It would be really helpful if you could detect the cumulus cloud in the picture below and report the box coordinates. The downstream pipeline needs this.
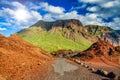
[55,11,78,20]
[0,27,7,31]
[12,1,26,9]
[80,0,102,3]
[80,0,120,18]
[78,0,120,29]
[0,1,42,29]
[39,2,65,14]
[102,0,120,8]
[79,13,104,25]
[43,14,54,21]
[107,17,120,30]
[87,6,100,12]
[0,1,65,30]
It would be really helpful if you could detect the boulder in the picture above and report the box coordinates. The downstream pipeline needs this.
[89,68,95,72]
[107,72,116,79]
[102,70,109,76]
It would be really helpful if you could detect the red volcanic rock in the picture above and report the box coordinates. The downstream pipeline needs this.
[84,40,115,57]
[115,46,120,52]
[0,34,53,80]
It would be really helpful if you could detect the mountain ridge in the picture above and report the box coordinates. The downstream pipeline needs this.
[17,19,120,52]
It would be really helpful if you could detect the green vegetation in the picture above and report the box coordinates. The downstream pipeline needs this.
[85,25,113,36]
[18,31,91,52]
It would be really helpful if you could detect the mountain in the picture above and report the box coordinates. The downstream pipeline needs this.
[83,25,120,46]
[17,19,120,52]
[17,19,92,52]
[0,34,53,80]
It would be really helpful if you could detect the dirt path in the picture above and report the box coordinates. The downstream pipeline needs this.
[44,58,112,80]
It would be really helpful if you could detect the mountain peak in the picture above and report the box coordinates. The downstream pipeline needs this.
[53,19,83,27]
[31,19,83,30]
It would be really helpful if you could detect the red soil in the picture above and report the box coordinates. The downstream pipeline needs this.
[78,41,120,78]
[81,40,120,67]
[0,34,53,80]
[84,40,115,56]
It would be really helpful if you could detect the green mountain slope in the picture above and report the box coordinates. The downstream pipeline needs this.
[17,19,91,52]
[19,32,91,52]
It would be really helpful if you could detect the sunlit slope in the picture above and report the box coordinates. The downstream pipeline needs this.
[17,29,91,52]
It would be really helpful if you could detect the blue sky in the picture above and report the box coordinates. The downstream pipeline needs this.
[0,0,120,36]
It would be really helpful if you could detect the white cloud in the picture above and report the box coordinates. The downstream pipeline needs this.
[102,1,120,8]
[107,17,120,30]
[12,2,26,9]
[39,2,65,14]
[31,11,42,20]
[43,14,54,21]
[87,6,100,12]
[55,11,78,20]
[80,0,120,20]
[80,0,102,3]
[0,27,7,31]
[0,22,11,26]
[14,9,32,22]
[0,1,42,29]
[71,4,86,10]
[78,13,104,26]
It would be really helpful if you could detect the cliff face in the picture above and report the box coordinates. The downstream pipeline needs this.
[83,25,120,46]
[52,19,83,28]
[30,19,83,30]
[0,34,53,80]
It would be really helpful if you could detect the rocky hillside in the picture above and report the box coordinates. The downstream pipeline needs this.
[83,25,120,46]
[73,40,120,61]
[0,34,53,80]
[83,41,115,57]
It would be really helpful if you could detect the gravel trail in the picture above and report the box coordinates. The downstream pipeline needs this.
[44,58,114,80]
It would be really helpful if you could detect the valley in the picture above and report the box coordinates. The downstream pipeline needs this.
[0,0,120,79]
[0,19,120,80]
